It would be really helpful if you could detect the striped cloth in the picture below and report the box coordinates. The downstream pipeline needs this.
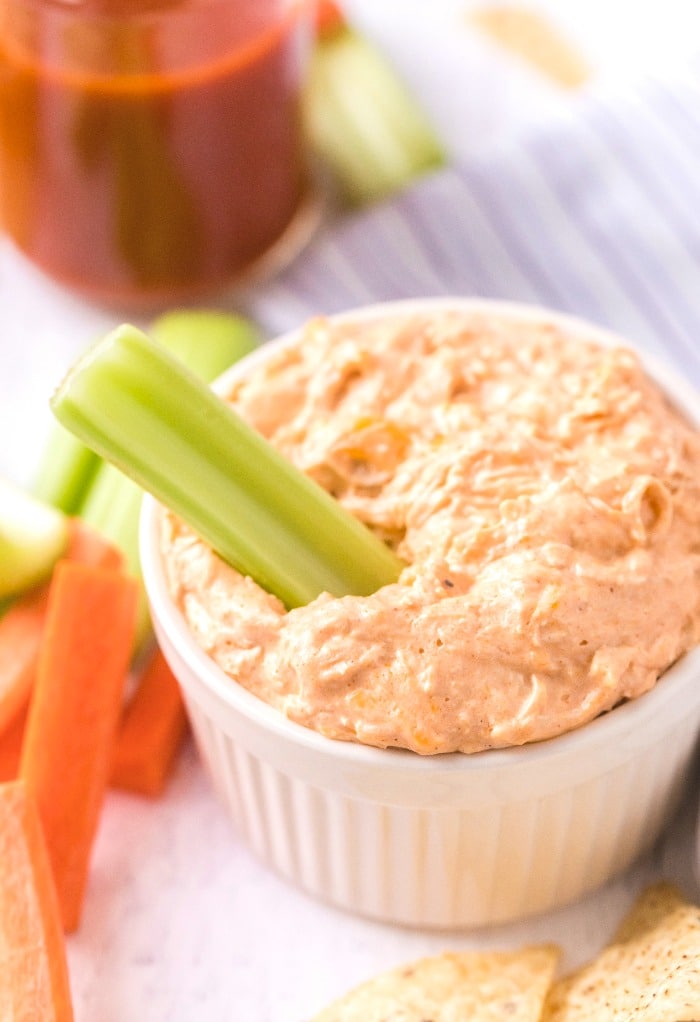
[243,59,700,385]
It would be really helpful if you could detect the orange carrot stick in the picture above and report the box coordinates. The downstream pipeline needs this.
[0,519,124,737]
[0,583,50,734]
[20,560,138,932]
[111,646,189,797]
[2,651,189,796]
[0,704,26,782]
[63,516,124,571]
[0,780,74,1020]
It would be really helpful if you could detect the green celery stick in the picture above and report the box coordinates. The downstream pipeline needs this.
[78,308,262,644]
[32,424,101,514]
[150,308,260,379]
[0,477,69,599]
[79,462,151,648]
[34,310,259,518]
[51,326,404,609]
[79,306,262,547]
[304,22,446,206]
[80,463,143,575]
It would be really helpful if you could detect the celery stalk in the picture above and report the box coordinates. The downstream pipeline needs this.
[32,424,101,514]
[79,306,261,554]
[78,309,262,643]
[305,25,446,206]
[35,310,259,519]
[79,462,152,647]
[150,308,260,378]
[0,477,69,598]
[51,325,403,609]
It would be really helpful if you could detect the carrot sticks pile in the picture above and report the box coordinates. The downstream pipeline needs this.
[0,781,74,1021]
[0,518,190,1012]
[0,306,260,1008]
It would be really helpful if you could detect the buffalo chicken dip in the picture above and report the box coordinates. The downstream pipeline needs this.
[161,309,700,754]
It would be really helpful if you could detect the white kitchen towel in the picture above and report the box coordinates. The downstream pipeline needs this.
[243,56,700,385]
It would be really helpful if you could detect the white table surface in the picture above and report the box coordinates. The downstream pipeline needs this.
[2,3,699,1019]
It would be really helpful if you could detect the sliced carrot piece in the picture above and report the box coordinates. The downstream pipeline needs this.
[0,780,74,1020]
[63,516,124,571]
[20,560,138,932]
[0,518,124,737]
[0,703,26,782]
[111,646,189,797]
[0,582,50,735]
[2,651,189,797]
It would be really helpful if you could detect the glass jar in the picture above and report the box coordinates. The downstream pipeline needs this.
[0,0,316,306]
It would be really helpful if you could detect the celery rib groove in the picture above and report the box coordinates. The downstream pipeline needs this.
[51,326,403,609]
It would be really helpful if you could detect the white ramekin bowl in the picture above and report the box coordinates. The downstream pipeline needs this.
[140,298,700,929]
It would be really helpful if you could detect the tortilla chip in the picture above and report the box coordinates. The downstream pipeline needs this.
[612,880,691,944]
[542,882,700,1020]
[312,944,560,1022]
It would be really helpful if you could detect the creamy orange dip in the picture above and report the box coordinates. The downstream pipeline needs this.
[161,309,700,754]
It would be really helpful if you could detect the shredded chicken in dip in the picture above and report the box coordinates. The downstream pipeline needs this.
[162,309,700,754]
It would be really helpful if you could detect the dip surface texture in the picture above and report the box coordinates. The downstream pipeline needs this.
[161,310,700,754]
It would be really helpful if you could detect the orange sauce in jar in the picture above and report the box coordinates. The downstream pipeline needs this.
[0,0,313,305]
